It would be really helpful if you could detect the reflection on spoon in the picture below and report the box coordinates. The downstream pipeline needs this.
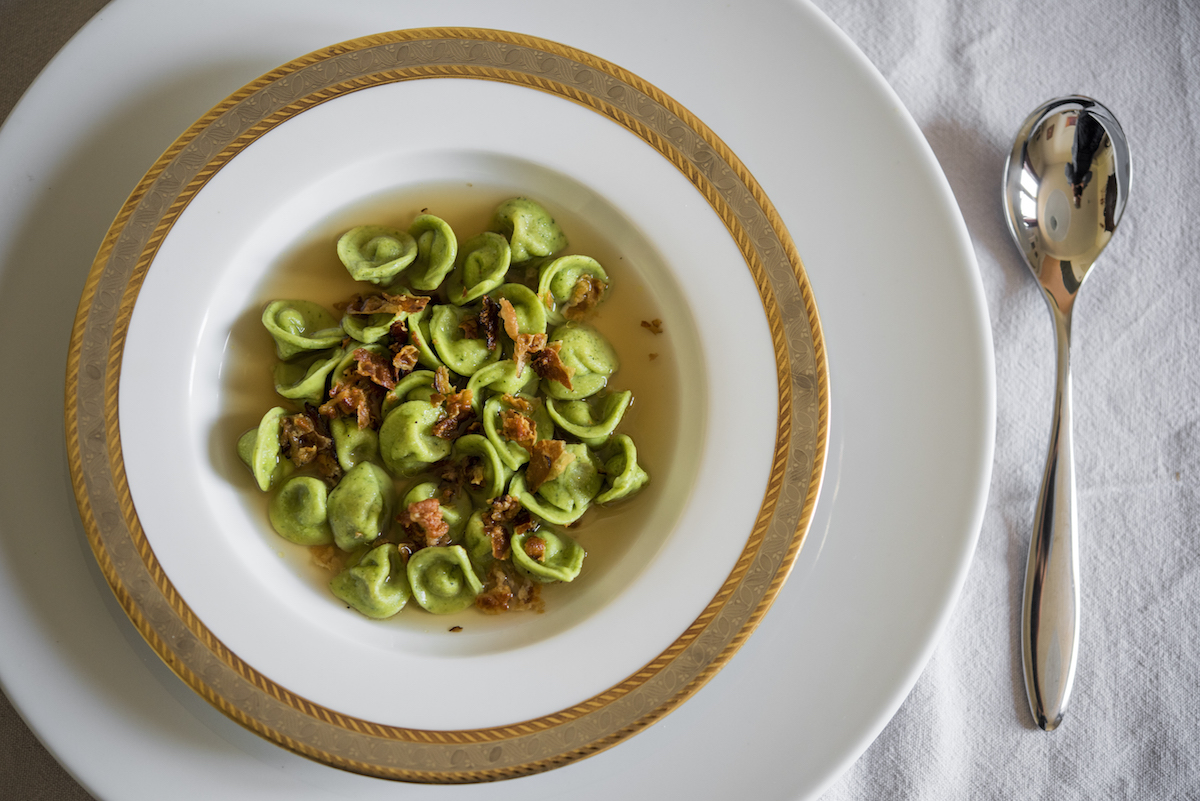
[1002,95,1131,731]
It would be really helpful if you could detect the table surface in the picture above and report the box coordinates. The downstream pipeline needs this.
[3,0,1197,798]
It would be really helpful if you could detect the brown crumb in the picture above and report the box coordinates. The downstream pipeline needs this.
[319,380,380,431]
[498,297,520,339]
[512,332,547,377]
[350,347,397,390]
[429,366,474,439]
[530,340,574,389]
[649,353,658,361]
[432,365,454,397]
[641,318,663,334]
[478,295,502,351]
[481,495,521,560]
[397,497,450,548]
[500,409,538,453]
[392,344,419,375]
[449,625,463,632]
[279,409,342,485]
[345,292,428,317]
[475,562,544,614]
[526,439,575,492]
[523,535,547,563]
[562,275,606,320]
[388,318,409,344]
[500,394,535,413]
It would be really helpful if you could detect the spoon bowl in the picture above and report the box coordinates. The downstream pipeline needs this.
[1002,96,1131,731]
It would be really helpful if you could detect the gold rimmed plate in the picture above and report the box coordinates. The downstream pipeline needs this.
[65,28,827,782]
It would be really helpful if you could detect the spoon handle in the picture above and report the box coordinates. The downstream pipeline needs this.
[1022,306,1081,731]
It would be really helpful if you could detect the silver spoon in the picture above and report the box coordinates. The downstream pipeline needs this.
[1002,96,1131,731]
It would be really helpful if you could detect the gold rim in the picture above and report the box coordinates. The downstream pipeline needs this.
[64,27,828,782]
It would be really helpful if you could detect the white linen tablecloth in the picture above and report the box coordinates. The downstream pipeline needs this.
[2,0,1196,797]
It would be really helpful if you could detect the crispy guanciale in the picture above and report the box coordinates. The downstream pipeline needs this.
[316,348,397,430]
[526,439,576,492]
[478,295,502,351]
[279,408,342,484]
[522,534,547,563]
[500,408,538,453]
[398,497,451,548]
[475,561,543,614]
[530,340,574,389]
[563,275,606,321]
[391,344,419,375]
[481,494,522,560]
[349,347,397,390]
[457,295,502,351]
[511,332,547,378]
[388,318,409,344]
[319,379,380,431]
[430,366,475,439]
[344,291,429,317]
[498,297,521,340]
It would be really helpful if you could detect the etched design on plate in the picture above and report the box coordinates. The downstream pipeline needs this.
[65,28,828,782]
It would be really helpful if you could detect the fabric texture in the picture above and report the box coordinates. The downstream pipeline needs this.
[810,0,1200,798]
[1,0,1196,798]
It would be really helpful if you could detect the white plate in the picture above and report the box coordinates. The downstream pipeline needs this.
[0,1,992,799]
[112,46,813,742]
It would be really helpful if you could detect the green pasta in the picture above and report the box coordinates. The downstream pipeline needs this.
[337,224,417,284]
[330,543,411,619]
[235,197,651,621]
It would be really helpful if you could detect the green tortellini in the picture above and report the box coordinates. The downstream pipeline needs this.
[268,476,333,546]
[262,300,344,360]
[537,255,608,323]
[510,443,602,526]
[330,415,379,472]
[541,323,619,400]
[465,360,538,413]
[482,394,554,472]
[445,232,510,306]
[337,224,417,284]
[382,369,438,416]
[378,400,453,476]
[490,282,546,337]
[273,347,343,405]
[239,198,654,622]
[452,433,513,503]
[340,294,418,344]
[406,545,483,614]
[489,197,567,263]
[596,434,650,504]
[403,306,444,370]
[545,390,632,448]
[327,461,395,551]
[237,406,289,491]
[406,214,458,291]
[330,543,411,619]
[428,304,502,376]
[511,529,585,584]
[462,511,495,576]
